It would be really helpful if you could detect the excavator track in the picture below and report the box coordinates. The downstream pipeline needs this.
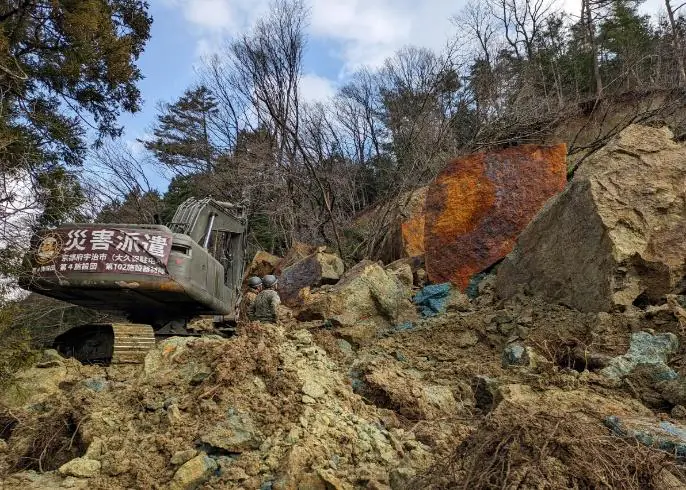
[53,323,156,365]
[111,323,156,364]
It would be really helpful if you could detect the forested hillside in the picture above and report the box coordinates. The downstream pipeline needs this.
[3,0,686,272]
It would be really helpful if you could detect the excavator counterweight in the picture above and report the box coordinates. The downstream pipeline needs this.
[19,197,248,364]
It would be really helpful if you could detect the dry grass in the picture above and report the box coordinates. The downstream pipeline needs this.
[413,409,686,489]
[0,404,85,475]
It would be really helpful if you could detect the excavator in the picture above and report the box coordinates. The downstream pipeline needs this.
[19,197,248,364]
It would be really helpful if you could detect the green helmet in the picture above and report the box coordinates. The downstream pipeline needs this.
[247,276,262,289]
[262,274,278,288]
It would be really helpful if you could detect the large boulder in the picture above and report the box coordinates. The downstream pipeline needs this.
[279,251,345,306]
[496,125,686,312]
[296,261,412,329]
[275,242,318,274]
[425,144,567,290]
[244,250,281,279]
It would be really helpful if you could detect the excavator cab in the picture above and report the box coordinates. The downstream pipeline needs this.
[20,197,248,364]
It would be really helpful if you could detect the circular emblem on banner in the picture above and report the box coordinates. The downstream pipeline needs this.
[35,233,62,264]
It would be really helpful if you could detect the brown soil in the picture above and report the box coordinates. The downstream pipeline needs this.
[1,291,685,489]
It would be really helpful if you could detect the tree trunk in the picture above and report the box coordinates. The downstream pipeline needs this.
[666,0,686,86]
[584,0,603,98]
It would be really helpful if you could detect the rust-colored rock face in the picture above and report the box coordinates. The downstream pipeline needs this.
[425,144,567,290]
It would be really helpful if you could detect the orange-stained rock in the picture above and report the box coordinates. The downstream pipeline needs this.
[425,144,567,290]
[399,187,428,258]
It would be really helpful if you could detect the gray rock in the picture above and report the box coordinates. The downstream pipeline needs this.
[336,338,354,357]
[600,332,679,380]
[502,343,530,367]
[496,125,686,312]
[189,370,211,386]
[605,415,686,458]
[82,377,108,392]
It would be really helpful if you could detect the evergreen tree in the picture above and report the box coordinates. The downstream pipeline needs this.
[599,0,655,90]
[0,0,152,173]
[142,86,219,174]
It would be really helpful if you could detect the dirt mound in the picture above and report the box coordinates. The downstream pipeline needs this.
[2,288,686,489]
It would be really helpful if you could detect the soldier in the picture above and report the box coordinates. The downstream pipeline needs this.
[251,274,281,323]
[243,276,262,321]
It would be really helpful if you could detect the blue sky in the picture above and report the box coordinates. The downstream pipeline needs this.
[115,0,666,191]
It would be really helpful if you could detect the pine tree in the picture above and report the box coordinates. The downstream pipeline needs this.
[142,86,219,174]
[0,0,152,172]
[598,0,655,90]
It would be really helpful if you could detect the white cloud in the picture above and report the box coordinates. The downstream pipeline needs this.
[161,0,270,32]
[309,0,455,74]
[184,0,233,29]
[300,73,338,103]
[165,0,671,82]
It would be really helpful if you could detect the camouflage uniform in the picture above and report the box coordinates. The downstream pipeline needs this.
[242,289,259,321]
[250,289,281,323]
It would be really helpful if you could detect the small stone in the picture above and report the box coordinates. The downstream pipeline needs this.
[0,439,7,452]
[41,349,63,363]
[302,395,316,404]
[286,427,301,444]
[302,380,326,399]
[454,330,478,348]
[170,453,218,490]
[515,325,530,339]
[336,339,354,357]
[58,458,101,478]
[101,454,130,476]
[502,343,530,367]
[60,476,79,488]
[190,371,211,386]
[223,466,249,481]
[82,377,107,392]
[171,449,197,465]
[672,405,686,419]
[84,437,104,460]
[167,404,183,425]
[163,397,179,409]
[36,360,63,368]
[199,412,262,453]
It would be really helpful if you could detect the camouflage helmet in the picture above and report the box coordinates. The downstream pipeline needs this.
[247,276,262,289]
[262,274,278,288]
